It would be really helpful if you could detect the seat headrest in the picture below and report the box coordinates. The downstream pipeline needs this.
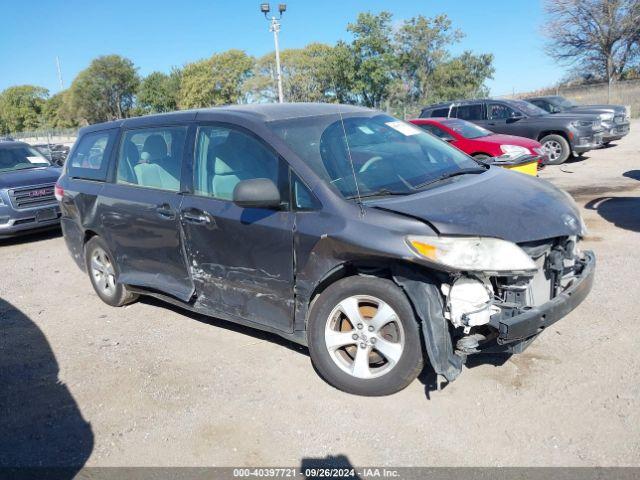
[142,134,168,161]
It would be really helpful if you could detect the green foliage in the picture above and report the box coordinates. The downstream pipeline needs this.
[137,69,182,114]
[427,52,495,103]
[347,11,395,108]
[179,50,253,108]
[42,91,78,129]
[246,43,352,103]
[68,55,139,124]
[0,85,49,133]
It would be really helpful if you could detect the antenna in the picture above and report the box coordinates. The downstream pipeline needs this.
[336,107,364,216]
[56,56,64,90]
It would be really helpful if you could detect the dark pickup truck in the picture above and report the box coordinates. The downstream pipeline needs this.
[525,95,630,145]
[0,141,62,238]
[420,98,604,164]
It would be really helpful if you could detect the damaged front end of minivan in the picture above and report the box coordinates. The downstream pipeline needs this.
[393,233,595,382]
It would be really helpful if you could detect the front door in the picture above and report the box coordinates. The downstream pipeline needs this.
[180,124,295,332]
[484,102,527,136]
[101,125,194,301]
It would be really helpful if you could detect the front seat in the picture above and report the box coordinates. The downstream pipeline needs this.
[210,131,255,200]
[134,134,179,191]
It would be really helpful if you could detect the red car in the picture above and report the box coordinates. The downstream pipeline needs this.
[410,117,546,163]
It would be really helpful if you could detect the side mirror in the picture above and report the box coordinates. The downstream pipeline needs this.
[506,116,522,124]
[233,178,281,209]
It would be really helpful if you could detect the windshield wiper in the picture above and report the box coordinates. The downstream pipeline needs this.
[346,188,408,200]
[412,167,487,189]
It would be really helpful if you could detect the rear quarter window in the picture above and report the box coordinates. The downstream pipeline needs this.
[66,129,118,181]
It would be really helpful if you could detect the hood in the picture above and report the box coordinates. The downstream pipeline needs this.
[368,167,582,243]
[479,134,541,149]
[569,104,626,114]
[0,166,62,189]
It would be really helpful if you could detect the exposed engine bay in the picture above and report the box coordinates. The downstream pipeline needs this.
[439,236,588,354]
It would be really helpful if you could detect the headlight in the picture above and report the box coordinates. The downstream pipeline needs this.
[600,113,614,122]
[571,119,597,128]
[499,144,530,159]
[406,236,537,273]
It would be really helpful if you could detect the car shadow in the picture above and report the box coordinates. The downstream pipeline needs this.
[139,296,310,357]
[0,227,61,246]
[0,297,93,474]
[300,454,361,479]
[417,353,511,399]
[585,196,640,233]
[623,169,640,181]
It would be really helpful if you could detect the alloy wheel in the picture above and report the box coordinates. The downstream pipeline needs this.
[90,248,116,296]
[324,295,405,379]
[543,140,562,162]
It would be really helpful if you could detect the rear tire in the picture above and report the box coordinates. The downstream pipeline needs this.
[540,134,570,165]
[307,276,423,396]
[85,236,138,307]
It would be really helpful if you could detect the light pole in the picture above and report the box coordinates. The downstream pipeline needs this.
[261,3,286,103]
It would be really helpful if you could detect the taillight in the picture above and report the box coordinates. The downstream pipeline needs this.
[54,183,64,202]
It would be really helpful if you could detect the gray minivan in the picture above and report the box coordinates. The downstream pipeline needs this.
[57,103,595,396]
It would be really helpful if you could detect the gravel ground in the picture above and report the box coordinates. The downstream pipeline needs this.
[1,123,639,468]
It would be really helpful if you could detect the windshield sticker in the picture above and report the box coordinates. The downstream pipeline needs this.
[385,121,422,136]
[358,125,375,135]
[26,156,48,164]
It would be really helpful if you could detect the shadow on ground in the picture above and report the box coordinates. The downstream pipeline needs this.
[0,228,61,247]
[585,196,640,233]
[417,353,511,399]
[139,296,309,357]
[301,454,361,479]
[0,297,93,474]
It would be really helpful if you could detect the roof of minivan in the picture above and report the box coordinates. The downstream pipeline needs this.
[80,103,374,134]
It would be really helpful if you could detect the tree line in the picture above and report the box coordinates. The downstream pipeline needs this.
[0,11,494,134]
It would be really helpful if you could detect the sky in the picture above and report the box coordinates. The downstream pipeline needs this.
[0,0,563,97]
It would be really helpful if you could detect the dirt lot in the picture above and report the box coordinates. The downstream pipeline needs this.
[1,123,639,468]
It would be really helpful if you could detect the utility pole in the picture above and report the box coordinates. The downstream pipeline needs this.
[56,56,64,90]
[260,3,286,103]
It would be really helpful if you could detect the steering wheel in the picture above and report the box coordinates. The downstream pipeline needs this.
[359,156,383,173]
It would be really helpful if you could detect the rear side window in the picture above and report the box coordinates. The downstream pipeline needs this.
[454,104,484,121]
[430,108,450,117]
[67,130,117,181]
[116,126,187,192]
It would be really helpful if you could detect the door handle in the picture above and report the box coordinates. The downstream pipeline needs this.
[182,208,212,225]
[155,203,176,220]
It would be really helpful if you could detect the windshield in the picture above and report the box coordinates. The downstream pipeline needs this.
[551,96,577,109]
[0,145,50,173]
[268,113,483,199]
[441,119,492,139]
[510,100,548,117]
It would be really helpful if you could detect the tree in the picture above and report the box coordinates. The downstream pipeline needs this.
[245,43,353,103]
[179,50,253,108]
[347,11,396,108]
[42,90,78,129]
[545,0,640,91]
[394,14,463,104]
[68,55,139,124]
[427,52,495,103]
[0,85,49,133]
[137,69,182,113]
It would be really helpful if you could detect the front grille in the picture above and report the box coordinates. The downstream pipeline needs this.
[9,183,56,210]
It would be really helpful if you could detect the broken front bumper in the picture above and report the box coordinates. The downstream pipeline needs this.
[489,251,595,344]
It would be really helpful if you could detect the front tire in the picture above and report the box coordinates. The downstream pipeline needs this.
[307,276,423,396]
[85,236,138,307]
[540,134,570,165]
